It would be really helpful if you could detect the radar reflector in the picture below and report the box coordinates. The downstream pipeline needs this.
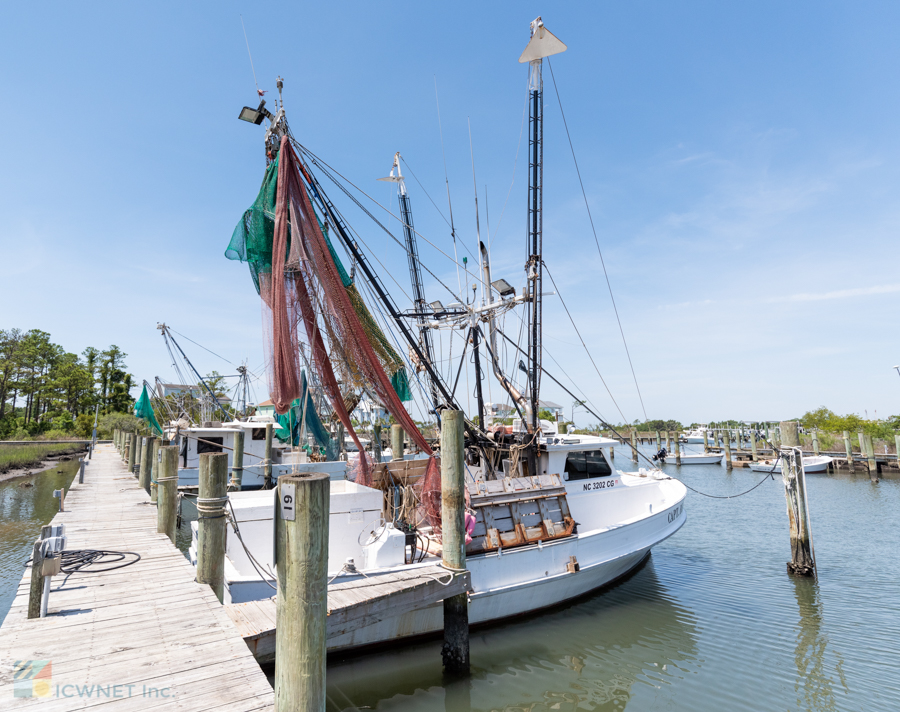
[518,17,567,63]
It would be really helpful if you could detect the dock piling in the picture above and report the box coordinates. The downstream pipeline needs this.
[391,424,404,461]
[779,422,815,577]
[865,433,877,476]
[264,423,274,488]
[27,539,46,619]
[139,436,154,492]
[703,429,709,452]
[197,452,228,603]
[150,439,161,503]
[127,433,137,476]
[723,431,733,470]
[812,429,820,456]
[274,471,329,711]
[630,430,638,463]
[750,428,759,462]
[230,429,244,491]
[78,458,85,484]
[672,432,681,465]
[655,431,661,453]
[157,445,178,543]
[843,431,854,472]
[440,409,470,674]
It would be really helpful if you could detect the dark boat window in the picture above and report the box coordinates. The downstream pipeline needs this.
[252,427,266,441]
[197,436,223,454]
[564,450,612,480]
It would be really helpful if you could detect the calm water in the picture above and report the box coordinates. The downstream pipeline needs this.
[2,449,898,711]
[0,458,80,618]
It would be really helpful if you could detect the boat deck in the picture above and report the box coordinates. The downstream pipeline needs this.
[0,444,274,710]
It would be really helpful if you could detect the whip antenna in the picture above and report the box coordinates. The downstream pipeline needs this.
[240,15,265,99]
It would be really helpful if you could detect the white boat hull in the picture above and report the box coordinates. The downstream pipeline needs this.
[326,479,686,652]
[748,456,833,474]
[666,453,724,465]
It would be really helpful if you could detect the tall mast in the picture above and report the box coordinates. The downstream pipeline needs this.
[378,153,439,411]
[519,17,567,435]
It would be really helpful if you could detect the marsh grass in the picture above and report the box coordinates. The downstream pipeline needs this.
[0,444,84,473]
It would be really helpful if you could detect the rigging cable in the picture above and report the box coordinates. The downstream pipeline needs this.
[493,325,773,499]
[546,58,648,422]
[543,262,628,424]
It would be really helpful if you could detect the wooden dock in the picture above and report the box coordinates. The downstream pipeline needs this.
[226,566,471,664]
[0,444,274,710]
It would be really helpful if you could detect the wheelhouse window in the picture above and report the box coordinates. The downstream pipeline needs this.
[564,450,612,480]
[252,427,266,441]
[197,436,223,454]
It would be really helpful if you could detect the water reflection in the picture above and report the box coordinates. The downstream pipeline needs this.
[0,460,79,620]
[791,577,847,712]
[325,558,698,712]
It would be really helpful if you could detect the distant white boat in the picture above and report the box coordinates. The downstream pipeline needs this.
[749,456,833,474]
[667,452,724,465]
[681,427,708,444]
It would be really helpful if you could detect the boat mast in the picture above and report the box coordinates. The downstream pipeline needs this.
[378,153,439,411]
[518,17,566,472]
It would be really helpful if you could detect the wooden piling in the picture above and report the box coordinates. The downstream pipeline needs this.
[703,429,709,452]
[630,430,638,463]
[664,431,671,452]
[274,470,329,711]
[723,431,732,470]
[750,429,759,462]
[264,423,274,488]
[139,436,155,492]
[655,431,662,453]
[865,433,877,475]
[197,452,228,603]
[781,445,816,577]
[441,409,469,674]
[672,432,681,465]
[895,435,900,473]
[812,430,820,456]
[157,445,178,543]
[127,433,138,475]
[843,431,854,472]
[27,540,45,619]
[230,429,244,491]
[391,424,404,461]
[150,440,160,503]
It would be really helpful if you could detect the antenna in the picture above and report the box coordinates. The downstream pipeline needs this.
[240,15,265,99]
[467,118,485,306]
[434,77,463,296]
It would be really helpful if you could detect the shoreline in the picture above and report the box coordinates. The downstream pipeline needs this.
[0,450,85,484]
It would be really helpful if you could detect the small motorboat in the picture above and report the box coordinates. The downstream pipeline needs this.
[749,455,833,474]
[667,452,725,465]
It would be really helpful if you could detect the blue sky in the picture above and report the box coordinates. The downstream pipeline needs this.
[1,2,898,425]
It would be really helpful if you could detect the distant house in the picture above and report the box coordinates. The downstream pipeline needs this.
[256,398,276,417]
[354,394,388,423]
[539,400,564,421]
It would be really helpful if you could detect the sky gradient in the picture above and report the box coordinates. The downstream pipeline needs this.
[2,2,898,425]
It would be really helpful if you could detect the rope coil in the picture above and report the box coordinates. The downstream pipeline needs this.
[196,495,229,520]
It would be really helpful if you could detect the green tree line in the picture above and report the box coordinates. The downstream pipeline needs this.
[0,328,135,438]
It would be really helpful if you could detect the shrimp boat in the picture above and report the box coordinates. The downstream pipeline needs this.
[210,17,687,654]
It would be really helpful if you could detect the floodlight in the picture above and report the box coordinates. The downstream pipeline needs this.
[238,100,273,126]
[492,278,515,297]
[429,301,444,312]
[238,106,265,125]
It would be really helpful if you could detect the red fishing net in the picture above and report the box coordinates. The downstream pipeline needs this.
[264,138,436,489]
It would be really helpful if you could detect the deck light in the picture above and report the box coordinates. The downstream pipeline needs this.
[238,100,273,125]
[429,301,444,312]
[491,279,515,297]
